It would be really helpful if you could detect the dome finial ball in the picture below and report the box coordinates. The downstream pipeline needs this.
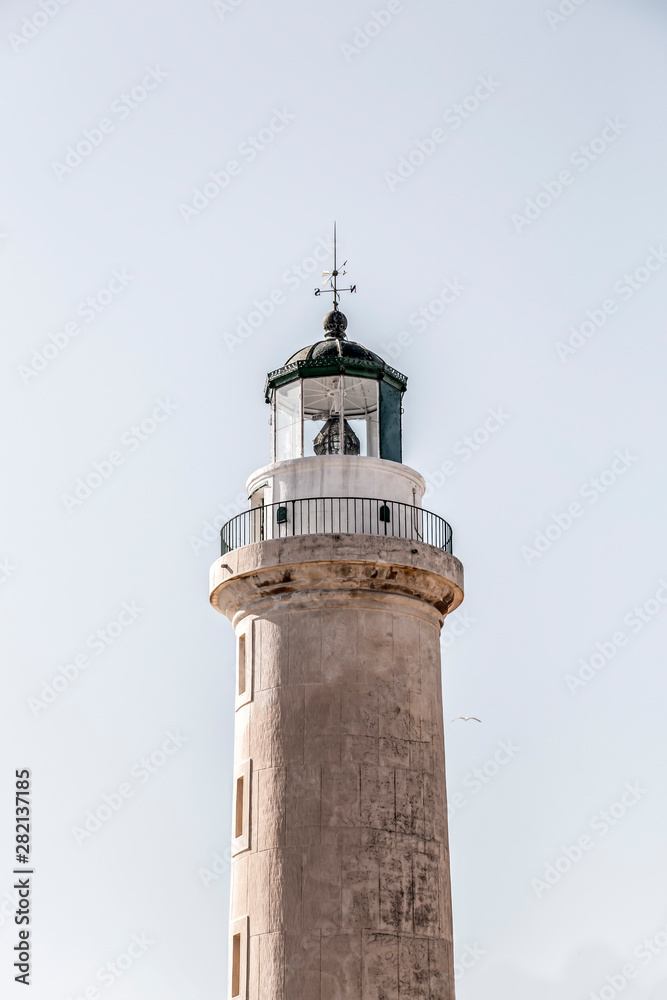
[323,310,348,339]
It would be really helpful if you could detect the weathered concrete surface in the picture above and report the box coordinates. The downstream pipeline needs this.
[211,534,464,629]
[211,534,462,999]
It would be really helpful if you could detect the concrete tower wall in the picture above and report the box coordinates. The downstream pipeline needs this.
[211,534,463,1000]
[246,456,426,508]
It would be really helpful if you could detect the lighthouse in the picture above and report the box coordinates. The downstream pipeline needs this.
[209,254,464,999]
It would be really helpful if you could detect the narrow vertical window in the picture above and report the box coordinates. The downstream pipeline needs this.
[238,634,246,697]
[229,917,248,999]
[232,761,251,855]
[231,933,241,997]
[235,776,244,839]
[236,624,253,711]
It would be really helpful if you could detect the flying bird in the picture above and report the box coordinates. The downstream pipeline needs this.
[451,716,481,723]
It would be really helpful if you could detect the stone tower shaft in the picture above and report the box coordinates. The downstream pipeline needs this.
[210,531,463,999]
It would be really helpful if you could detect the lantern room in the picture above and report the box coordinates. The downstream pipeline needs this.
[265,309,407,464]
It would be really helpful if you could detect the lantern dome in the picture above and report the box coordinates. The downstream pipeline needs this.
[284,336,385,366]
[264,311,407,464]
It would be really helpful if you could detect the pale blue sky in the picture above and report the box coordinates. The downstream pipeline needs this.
[1,0,667,997]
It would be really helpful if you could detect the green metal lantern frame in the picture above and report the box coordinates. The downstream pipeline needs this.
[265,355,407,464]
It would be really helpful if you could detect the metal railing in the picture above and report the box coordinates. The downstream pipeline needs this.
[220,497,453,555]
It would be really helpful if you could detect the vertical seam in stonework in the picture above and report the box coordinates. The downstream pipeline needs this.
[281,766,287,850]
[438,851,442,935]
[255,766,260,856]
[391,609,396,693]
[418,617,424,744]
[354,608,359,687]
[339,837,344,978]
[252,618,258,695]
[420,763,426,845]
[427,936,432,998]
[338,648,343,768]
[286,611,291,689]
[411,850,416,936]
[361,928,365,998]
[398,926,403,1000]
[318,608,323,687]
[301,683,306,771]
[281,921,285,1000]
[300,847,305,957]
[317,763,322,839]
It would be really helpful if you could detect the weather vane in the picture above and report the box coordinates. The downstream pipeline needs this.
[314,222,357,310]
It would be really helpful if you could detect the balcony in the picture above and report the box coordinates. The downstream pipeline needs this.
[220,497,453,555]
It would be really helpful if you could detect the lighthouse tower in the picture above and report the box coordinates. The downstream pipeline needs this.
[210,288,464,999]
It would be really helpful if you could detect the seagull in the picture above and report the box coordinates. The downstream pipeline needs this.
[451,716,481,723]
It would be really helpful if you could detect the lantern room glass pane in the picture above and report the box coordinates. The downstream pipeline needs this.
[303,375,343,456]
[274,382,302,461]
[302,375,379,457]
[342,376,379,458]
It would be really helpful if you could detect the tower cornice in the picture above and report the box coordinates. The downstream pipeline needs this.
[210,534,464,630]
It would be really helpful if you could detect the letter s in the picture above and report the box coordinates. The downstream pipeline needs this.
[623,612,642,634]
[237,140,256,162]
[580,483,598,505]
[408,311,428,333]
[120,430,138,452]
[86,635,105,655]
[462,773,482,795]
[76,303,96,324]
[97,965,116,987]
[633,943,652,965]
[282,269,300,292]
[570,149,588,172]
[452,441,472,462]
[589,815,608,837]
[110,99,130,121]
[614,279,632,302]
